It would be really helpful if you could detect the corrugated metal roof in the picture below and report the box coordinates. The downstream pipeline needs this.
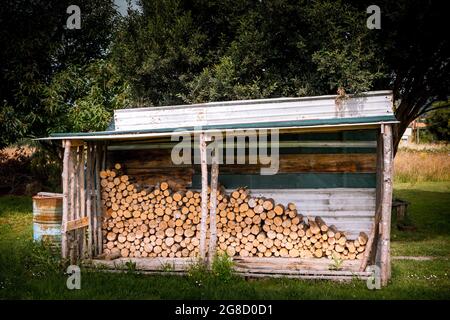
[114,90,394,131]
[40,91,397,141]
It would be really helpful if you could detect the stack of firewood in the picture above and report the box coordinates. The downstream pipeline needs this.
[101,164,368,260]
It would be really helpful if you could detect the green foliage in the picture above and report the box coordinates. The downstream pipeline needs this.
[0,0,119,148]
[125,261,137,274]
[45,60,131,133]
[328,253,344,271]
[23,241,63,277]
[308,0,384,93]
[426,107,450,141]
[112,0,207,106]
[186,258,208,286]
[159,262,175,272]
[113,0,383,106]
[211,252,235,283]
[186,254,235,285]
[180,57,278,103]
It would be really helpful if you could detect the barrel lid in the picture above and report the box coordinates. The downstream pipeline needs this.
[33,192,63,199]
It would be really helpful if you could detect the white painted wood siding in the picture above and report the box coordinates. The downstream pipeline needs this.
[237,188,376,239]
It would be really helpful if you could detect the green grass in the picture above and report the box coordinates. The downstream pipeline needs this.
[392,182,450,257]
[0,183,449,300]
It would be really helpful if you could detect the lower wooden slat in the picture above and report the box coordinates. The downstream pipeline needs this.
[87,257,367,275]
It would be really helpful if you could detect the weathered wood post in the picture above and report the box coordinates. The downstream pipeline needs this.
[380,124,394,286]
[61,140,71,259]
[79,144,86,258]
[95,142,103,255]
[86,142,93,258]
[198,132,209,261]
[208,148,219,266]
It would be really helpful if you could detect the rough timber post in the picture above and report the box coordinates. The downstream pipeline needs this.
[380,124,394,286]
[86,142,93,258]
[61,140,71,259]
[199,132,209,261]
[79,144,86,258]
[69,144,77,263]
[95,142,103,255]
[208,148,219,266]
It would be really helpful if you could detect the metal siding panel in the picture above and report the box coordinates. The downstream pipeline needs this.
[114,92,394,131]
[192,173,377,189]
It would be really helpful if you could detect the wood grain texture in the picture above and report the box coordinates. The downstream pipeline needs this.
[61,140,71,259]
[380,124,393,286]
[194,153,376,173]
[64,216,89,232]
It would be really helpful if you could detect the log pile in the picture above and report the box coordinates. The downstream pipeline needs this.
[101,164,368,260]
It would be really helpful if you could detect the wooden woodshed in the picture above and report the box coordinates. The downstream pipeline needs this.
[40,90,397,286]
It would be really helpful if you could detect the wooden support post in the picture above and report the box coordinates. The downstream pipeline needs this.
[380,124,394,286]
[208,149,219,266]
[76,146,82,260]
[91,144,98,256]
[61,140,71,259]
[79,145,86,258]
[69,146,76,264]
[199,132,209,261]
[95,143,103,255]
[86,143,93,258]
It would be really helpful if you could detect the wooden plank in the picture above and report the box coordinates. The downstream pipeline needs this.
[87,257,370,280]
[64,216,89,232]
[198,132,208,261]
[89,257,193,272]
[233,257,361,272]
[380,124,393,286]
[235,273,370,280]
[87,267,370,280]
[61,140,71,259]
[193,153,377,173]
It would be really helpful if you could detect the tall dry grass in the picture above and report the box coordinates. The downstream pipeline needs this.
[394,150,450,183]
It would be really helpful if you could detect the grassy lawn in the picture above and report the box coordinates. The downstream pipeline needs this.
[1,182,449,300]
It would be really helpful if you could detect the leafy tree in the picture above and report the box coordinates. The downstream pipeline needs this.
[426,106,450,141]
[373,0,450,148]
[44,59,131,133]
[0,0,118,148]
[113,0,382,104]
[112,0,208,106]
[1,0,449,153]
